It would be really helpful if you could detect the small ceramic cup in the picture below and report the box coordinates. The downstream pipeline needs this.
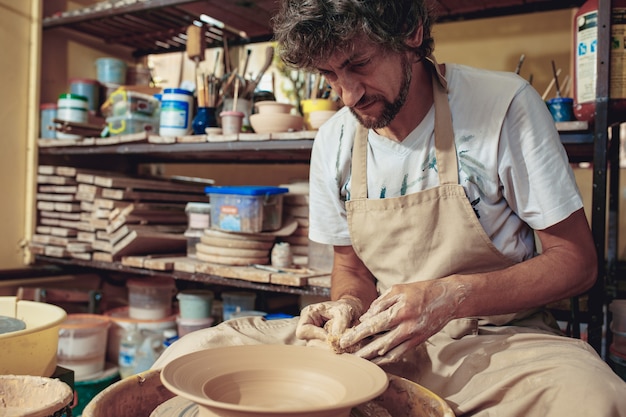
[220,110,245,135]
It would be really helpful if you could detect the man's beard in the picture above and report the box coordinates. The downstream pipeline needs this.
[350,55,412,130]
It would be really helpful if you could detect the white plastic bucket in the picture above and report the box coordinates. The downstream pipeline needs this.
[56,93,88,139]
[57,314,110,380]
[96,57,127,84]
[159,88,194,137]
[126,277,175,320]
[176,290,214,319]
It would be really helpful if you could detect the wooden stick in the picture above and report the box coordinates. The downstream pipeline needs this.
[541,68,561,100]
[232,77,240,112]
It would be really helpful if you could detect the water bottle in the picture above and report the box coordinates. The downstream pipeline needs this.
[118,324,142,378]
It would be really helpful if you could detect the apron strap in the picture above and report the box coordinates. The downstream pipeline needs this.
[428,56,459,186]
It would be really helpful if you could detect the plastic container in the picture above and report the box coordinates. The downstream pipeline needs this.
[106,113,159,136]
[177,316,215,336]
[126,277,175,320]
[205,185,289,233]
[176,290,214,319]
[56,314,110,380]
[222,291,257,321]
[118,323,164,378]
[40,103,57,139]
[104,89,160,117]
[159,88,194,137]
[70,78,100,112]
[0,297,67,377]
[56,93,89,139]
[104,306,177,364]
[230,310,267,319]
[546,97,575,122]
[96,57,127,85]
[185,202,211,258]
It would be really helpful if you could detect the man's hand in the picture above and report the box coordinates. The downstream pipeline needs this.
[339,280,465,364]
[295,296,364,350]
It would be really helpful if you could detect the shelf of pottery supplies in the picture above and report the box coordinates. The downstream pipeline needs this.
[37,133,317,167]
[37,127,593,167]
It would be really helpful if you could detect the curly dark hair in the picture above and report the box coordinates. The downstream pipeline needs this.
[272,0,436,71]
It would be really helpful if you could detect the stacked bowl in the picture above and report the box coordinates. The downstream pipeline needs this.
[250,101,304,134]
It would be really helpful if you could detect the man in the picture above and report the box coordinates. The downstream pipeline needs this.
[272,0,626,415]
[153,1,626,415]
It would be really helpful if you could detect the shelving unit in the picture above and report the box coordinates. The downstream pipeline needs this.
[36,0,621,354]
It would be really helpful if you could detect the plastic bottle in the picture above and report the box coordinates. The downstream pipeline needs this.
[118,323,142,378]
[162,329,179,349]
[573,0,626,123]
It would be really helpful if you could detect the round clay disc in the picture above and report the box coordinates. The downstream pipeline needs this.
[196,251,269,266]
[200,235,275,250]
[195,243,270,258]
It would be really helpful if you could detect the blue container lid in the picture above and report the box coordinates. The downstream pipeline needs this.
[163,88,193,96]
[205,185,289,196]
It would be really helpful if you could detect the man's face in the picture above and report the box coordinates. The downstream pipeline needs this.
[316,39,413,129]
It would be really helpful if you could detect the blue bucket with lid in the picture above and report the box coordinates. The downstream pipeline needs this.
[96,57,127,85]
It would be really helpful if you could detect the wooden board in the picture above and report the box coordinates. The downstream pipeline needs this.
[111,230,186,259]
[195,261,272,283]
[122,254,186,270]
[174,257,205,273]
[93,174,208,193]
[101,188,209,203]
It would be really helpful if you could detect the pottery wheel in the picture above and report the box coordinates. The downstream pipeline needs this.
[0,315,26,335]
[150,396,198,417]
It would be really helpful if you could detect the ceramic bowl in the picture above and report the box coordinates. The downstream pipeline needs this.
[308,110,338,130]
[249,113,304,134]
[254,101,294,114]
[160,344,389,417]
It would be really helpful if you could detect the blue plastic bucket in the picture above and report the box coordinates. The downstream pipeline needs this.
[95,58,127,85]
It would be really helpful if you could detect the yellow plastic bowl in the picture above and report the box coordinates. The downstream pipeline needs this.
[0,296,67,377]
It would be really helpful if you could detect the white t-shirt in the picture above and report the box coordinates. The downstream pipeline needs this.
[308,63,583,263]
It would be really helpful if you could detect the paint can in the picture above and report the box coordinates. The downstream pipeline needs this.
[159,88,194,137]
[56,93,88,139]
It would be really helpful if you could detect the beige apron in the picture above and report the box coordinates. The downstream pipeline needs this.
[345,59,533,328]
[154,60,626,417]
[342,61,626,416]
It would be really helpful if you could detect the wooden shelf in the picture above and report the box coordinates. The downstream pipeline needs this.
[34,255,330,297]
[38,138,315,167]
[42,0,586,57]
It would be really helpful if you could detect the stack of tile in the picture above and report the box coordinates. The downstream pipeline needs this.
[31,165,210,262]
